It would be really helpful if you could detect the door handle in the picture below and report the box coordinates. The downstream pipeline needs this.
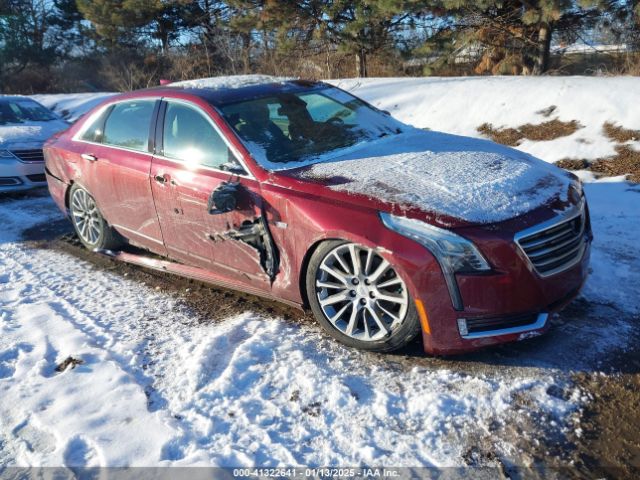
[81,153,97,162]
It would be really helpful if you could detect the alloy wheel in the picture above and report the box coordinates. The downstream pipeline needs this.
[315,243,409,341]
[70,188,102,246]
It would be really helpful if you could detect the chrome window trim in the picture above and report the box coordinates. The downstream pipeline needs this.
[459,313,548,339]
[514,200,588,278]
[72,97,158,151]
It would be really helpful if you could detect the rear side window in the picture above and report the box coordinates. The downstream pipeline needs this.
[102,100,155,152]
[162,101,241,171]
[80,108,110,143]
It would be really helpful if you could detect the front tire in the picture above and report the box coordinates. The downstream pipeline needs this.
[69,184,123,251]
[306,240,420,352]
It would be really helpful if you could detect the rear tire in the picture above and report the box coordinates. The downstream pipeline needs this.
[306,240,420,352]
[69,184,124,251]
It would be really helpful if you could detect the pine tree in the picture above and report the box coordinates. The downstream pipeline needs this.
[423,0,603,75]
[76,0,198,51]
[321,0,430,77]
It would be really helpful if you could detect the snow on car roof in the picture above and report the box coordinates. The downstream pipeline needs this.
[170,74,292,90]
[157,75,325,106]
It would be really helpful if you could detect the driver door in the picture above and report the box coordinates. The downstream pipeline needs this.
[150,99,272,288]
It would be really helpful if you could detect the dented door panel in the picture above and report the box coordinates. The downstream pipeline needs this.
[150,155,273,290]
[208,177,274,286]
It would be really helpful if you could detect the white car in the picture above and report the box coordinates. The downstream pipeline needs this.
[0,96,69,192]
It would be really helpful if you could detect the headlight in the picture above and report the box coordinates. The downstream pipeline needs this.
[0,150,16,159]
[379,212,491,274]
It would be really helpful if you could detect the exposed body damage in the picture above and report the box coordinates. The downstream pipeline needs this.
[207,180,280,281]
[224,214,279,281]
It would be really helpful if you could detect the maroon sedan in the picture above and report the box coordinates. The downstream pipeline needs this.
[44,78,592,355]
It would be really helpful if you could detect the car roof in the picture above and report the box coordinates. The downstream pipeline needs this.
[122,78,327,106]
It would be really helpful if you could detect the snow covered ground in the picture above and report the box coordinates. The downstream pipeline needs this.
[0,193,586,468]
[0,76,638,469]
[1,180,638,471]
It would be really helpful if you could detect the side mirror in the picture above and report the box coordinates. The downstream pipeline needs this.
[208,181,240,214]
[220,162,247,175]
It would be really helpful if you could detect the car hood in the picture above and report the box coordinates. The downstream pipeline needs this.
[0,119,69,150]
[277,129,576,226]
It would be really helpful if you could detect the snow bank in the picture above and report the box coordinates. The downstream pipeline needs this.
[582,181,640,314]
[31,93,115,122]
[330,76,640,165]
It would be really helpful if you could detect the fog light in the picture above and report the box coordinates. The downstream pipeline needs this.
[457,318,468,336]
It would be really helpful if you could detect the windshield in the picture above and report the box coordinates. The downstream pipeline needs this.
[218,87,403,170]
[0,99,57,125]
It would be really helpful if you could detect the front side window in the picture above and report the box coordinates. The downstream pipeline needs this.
[102,100,155,152]
[162,101,241,171]
[218,87,403,171]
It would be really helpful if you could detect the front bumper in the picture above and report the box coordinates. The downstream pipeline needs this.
[0,159,47,192]
[397,197,593,355]
[418,237,591,355]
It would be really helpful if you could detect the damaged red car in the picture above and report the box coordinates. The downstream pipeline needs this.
[44,78,592,355]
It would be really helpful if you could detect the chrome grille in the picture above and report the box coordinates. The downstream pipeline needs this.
[515,205,587,277]
[11,149,45,162]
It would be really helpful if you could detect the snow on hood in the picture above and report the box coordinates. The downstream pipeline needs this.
[171,74,292,90]
[293,129,573,224]
[0,120,69,149]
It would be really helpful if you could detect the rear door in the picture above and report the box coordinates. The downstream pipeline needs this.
[150,98,272,288]
[78,98,166,255]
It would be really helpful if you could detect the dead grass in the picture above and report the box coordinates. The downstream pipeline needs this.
[590,145,640,183]
[555,159,589,171]
[477,123,523,146]
[55,356,85,372]
[556,145,640,183]
[603,122,640,143]
[519,120,582,141]
[477,119,583,146]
